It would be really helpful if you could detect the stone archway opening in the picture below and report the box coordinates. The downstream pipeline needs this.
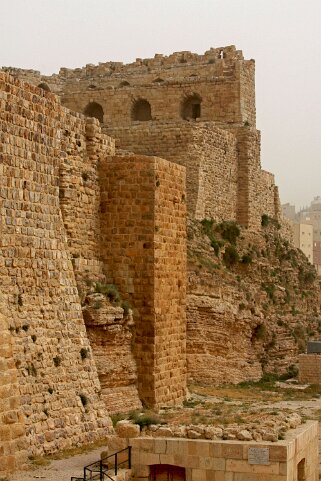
[150,464,186,481]
[84,102,104,123]
[132,99,152,121]
[181,94,202,120]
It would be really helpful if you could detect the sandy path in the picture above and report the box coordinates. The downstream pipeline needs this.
[10,446,104,481]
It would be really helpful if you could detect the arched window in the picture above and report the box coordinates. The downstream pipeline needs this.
[119,80,130,87]
[132,99,152,121]
[84,102,104,123]
[38,82,50,92]
[181,94,202,120]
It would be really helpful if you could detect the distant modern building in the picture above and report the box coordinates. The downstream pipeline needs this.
[282,196,321,274]
[293,223,313,263]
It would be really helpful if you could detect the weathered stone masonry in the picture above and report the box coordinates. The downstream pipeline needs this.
[4,45,282,230]
[99,155,186,408]
[0,71,188,473]
[0,73,115,470]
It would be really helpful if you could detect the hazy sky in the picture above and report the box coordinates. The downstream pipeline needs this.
[1,0,320,209]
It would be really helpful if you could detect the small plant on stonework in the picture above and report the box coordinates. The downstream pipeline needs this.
[93,300,102,310]
[79,393,89,408]
[94,282,121,303]
[53,356,62,367]
[280,364,298,380]
[80,348,89,360]
[216,221,240,245]
[82,172,89,182]
[183,398,200,408]
[17,294,23,306]
[210,238,222,256]
[298,266,316,285]
[223,245,239,267]
[261,282,276,302]
[129,411,161,429]
[239,303,246,311]
[201,218,215,236]
[121,301,131,316]
[111,413,127,427]
[241,254,252,265]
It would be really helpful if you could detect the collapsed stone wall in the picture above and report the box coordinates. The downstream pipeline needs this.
[0,72,114,470]
[99,155,187,408]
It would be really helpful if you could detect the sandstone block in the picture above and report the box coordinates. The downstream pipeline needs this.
[116,421,140,438]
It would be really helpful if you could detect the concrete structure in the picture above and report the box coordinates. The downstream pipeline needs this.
[283,197,321,274]
[129,422,318,481]
[293,223,313,264]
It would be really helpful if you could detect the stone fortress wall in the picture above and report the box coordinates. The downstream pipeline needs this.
[0,46,289,475]
[3,45,282,230]
[0,72,187,474]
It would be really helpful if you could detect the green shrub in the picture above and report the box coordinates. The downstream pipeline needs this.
[223,245,239,267]
[121,300,131,316]
[216,221,240,245]
[111,413,127,427]
[210,239,221,256]
[129,411,161,429]
[93,300,102,310]
[201,218,214,236]
[241,254,252,265]
[95,282,121,303]
[298,266,316,285]
[262,282,276,302]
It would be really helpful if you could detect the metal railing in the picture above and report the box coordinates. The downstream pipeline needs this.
[71,446,131,481]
